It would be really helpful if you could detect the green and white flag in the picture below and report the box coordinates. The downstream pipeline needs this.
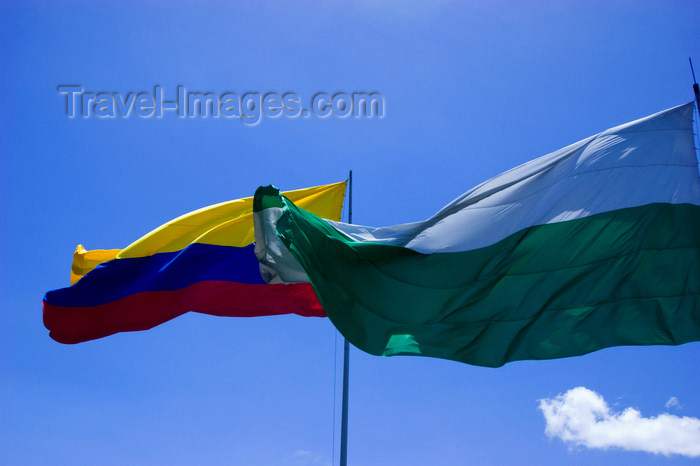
[254,102,700,367]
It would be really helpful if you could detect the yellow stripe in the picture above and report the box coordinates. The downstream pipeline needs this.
[70,245,121,284]
[69,181,346,283]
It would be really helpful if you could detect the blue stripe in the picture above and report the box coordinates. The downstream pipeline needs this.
[45,243,265,307]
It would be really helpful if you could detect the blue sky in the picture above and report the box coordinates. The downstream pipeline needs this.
[2,1,700,464]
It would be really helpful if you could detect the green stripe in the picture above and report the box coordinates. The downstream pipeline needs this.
[253,185,285,212]
[274,199,700,367]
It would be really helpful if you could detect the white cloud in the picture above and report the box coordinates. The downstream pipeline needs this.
[539,387,700,458]
[666,397,681,410]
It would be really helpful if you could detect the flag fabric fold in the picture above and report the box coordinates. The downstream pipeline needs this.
[254,103,700,367]
[43,181,346,344]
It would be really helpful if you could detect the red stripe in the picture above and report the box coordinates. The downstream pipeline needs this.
[43,281,326,344]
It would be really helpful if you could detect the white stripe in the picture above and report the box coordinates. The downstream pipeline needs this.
[254,207,310,284]
[329,103,700,253]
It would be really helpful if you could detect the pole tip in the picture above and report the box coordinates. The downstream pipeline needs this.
[690,57,698,84]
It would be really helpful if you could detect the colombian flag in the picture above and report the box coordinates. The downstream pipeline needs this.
[43,182,347,344]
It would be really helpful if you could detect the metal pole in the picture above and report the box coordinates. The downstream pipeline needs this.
[348,170,353,224]
[691,58,700,115]
[339,170,352,466]
[339,339,349,466]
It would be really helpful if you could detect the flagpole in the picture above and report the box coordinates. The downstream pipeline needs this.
[691,58,700,115]
[339,170,352,466]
